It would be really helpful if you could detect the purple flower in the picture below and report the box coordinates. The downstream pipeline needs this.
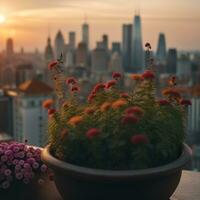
[1,155,8,162]
[23,178,30,184]
[13,146,20,153]
[18,151,25,158]
[32,162,39,169]
[40,164,47,172]
[27,158,35,165]
[15,164,21,171]
[23,163,31,169]
[15,172,23,180]
[1,181,10,189]
[19,160,25,166]
[5,150,12,156]
[26,152,33,158]
[4,169,12,176]
[38,178,44,185]
[12,159,19,165]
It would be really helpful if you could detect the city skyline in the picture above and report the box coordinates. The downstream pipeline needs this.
[0,0,200,51]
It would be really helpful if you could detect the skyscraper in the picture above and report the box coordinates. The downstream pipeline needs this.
[6,38,14,56]
[112,42,121,54]
[76,42,88,67]
[68,31,76,49]
[166,48,177,74]
[132,15,144,71]
[54,30,65,59]
[122,24,132,72]
[102,34,109,51]
[82,23,89,49]
[44,37,54,63]
[156,33,167,64]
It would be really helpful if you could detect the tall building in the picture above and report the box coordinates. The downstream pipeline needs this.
[44,37,54,64]
[109,52,123,73]
[122,24,132,72]
[102,34,109,51]
[91,46,107,74]
[112,42,121,54]
[10,80,53,146]
[68,32,76,49]
[166,48,177,74]
[54,30,65,59]
[82,23,89,49]
[76,42,88,67]
[156,33,167,64]
[6,38,14,56]
[132,15,144,71]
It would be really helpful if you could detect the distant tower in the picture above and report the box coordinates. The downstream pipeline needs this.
[54,30,65,59]
[122,24,132,72]
[76,42,88,67]
[82,19,89,49]
[112,42,121,54]
[68,32,76,49]
[44,37,54,63]
[166,48,177,74]
[6,38,14,56]
[109,52,123,73]
[102,34,109,51]
[132,15,144,71]
[156,33,167,64]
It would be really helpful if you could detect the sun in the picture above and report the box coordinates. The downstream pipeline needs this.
[0,15,6,24]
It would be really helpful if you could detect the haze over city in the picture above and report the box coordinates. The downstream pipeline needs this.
[0,0,200,51]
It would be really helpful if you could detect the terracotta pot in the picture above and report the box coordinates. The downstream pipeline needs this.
[42,143,192,200]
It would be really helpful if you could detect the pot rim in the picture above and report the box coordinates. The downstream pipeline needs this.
[41,143,192,181]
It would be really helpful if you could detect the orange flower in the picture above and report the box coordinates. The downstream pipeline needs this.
[162,88,181,98]
[84,107,95,115]
[112,99,127,109]
[68,116,83,126]
[100,102,111,112]
[130,74,143,81]
[42,99,54,109]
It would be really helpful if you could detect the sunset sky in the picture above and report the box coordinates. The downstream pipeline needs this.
[0,0,199,52]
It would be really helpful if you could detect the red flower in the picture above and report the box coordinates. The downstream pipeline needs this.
[120,93,130,99]
[88,94,96,103]
[145,43,151,49]
[71,85,80,93]
[66,77,77,85]
[121,114,139,124]
[180,99,192,106]
[48,109,56,115]
[86,128,100,139]
[130,134,149,145]
[158,99,170,106]
[48,61,58,70]
[112,72,122,80]
[106,80,117,89]
[125,106,144,117]
[142,70,155,79]
[93,83,105,93]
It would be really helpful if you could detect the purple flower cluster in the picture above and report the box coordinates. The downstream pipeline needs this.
[0,142,48,190]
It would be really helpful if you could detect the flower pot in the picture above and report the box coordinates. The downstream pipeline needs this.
[41,143,192,200]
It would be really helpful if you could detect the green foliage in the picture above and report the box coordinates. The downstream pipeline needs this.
[46,59,189,170]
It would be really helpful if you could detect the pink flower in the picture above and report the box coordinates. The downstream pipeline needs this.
[4,169,12,176]
[88,94,96,103]
[120,93,129,99]
[142,70,155,79]
[158,99,170,106]
[180,99,192,106]
[125,106,144,117]
[106,80,117,89]
[130,134,149,145]
[48,61,58,70]
[112,72,122,80]
[93,83,105,93]
[41,164,47,173]
[66,77,77,85]
[15,172,23,180]
[121,114,139,124]
[86,128,100,139]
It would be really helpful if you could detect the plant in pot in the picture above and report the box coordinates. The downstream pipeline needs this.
[0,141,50,200]
[42,44,192,200]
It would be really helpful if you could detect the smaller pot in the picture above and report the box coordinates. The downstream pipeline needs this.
[42,143,192,200]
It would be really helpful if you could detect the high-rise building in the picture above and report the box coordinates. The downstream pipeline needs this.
[65,45,75,67]
[156,33,167,64]
[132,15,144,71]
[6,38,14,56]
[166,48,177,74]
[122,24,132,72]
[44,37,54,64]
[76,42,88,67]
[54,30,65,59]
[102,34,109,51]
[10,80,53,146]
[91,46,107,74]
[68,32,76,49]
[112,42,121,54]
[109,52,123,73]
[82,23,89,49]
